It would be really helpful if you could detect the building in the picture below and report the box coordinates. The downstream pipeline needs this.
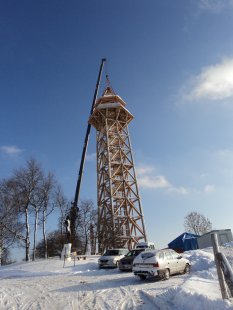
[197,229,233,249]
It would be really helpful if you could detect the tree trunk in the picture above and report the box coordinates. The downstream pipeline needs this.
[0,250,1,266]
[33,209,38,261]
[0,227,2,265]
[84,225,87,254]
[43,209,47,259]
[60,217,64,236]
[85,236,88,254]
[25,207,30,261]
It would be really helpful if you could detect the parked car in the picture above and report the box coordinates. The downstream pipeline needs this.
[135,241,155,250]
[133,249,190,280]
[98,248,129,268]
[118,248,145,271]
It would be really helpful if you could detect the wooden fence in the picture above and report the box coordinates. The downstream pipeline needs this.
[211,233,233,300]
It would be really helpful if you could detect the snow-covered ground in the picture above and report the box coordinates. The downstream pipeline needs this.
[0,247,233,309]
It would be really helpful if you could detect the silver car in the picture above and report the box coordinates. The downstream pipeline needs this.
[98,248,129,268]
[133,249,190,280]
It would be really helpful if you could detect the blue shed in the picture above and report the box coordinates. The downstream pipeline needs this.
[168,232,199,253]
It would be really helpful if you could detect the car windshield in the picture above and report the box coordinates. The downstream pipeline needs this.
[103,250,120,256]
[125,250,143,257]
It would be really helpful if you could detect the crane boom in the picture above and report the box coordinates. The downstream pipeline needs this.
[70,58,106,246]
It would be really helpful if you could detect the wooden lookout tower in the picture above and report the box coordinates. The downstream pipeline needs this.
[89,85,147,252]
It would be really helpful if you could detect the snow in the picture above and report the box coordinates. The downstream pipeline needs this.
[0,248,233,309]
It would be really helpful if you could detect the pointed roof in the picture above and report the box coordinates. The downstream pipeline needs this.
[102,86,116,96]
[95,86,127,107]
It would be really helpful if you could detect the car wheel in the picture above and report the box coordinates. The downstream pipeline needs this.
[138,275,147,280]
[184,264,190,274]
[163,269,170,280]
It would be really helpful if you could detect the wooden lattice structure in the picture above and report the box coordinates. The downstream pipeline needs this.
[89,86,147,252]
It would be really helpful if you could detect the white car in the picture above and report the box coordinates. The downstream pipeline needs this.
[98,248,129,268]
[135,241,155,250]
[133,249,190,280]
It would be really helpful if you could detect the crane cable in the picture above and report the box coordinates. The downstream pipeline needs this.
[104,61,116,95]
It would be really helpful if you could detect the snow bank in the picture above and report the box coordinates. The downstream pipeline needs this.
[150,287,233,310]
[185,250,215,271]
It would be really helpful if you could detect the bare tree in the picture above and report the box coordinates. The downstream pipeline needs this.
[30,167,45,261]
[12,158,44,261]
[54,184,69,236]
[76,200,97,254]
[184,211,212,235]
[39,172,56,259]
[0,179,23,265]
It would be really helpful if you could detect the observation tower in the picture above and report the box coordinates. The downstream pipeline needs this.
[89,85,147,252]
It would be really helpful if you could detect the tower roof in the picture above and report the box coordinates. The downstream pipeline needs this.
[89,86,134,130]
[95,86,127,108]
[102,86,115,96]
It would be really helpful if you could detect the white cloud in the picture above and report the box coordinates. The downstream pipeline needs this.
[138,175,170,189]
[168,186,189,195]
[136,165,155,176]
[204,185,215,193]
[216,148,233,157]
[198,0,228,13]
[0,145,23,155]
[137,163,188,195]
[183,57,233,101]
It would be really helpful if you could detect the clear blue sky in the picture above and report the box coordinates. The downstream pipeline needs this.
[1,0,233,248]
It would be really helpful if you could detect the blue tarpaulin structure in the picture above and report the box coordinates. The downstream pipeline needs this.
[168,232,199,253]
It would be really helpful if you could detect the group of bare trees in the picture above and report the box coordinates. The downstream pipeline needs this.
[76,200,97,254]
[0,158,98,265]
[0,158,68,264]
[36,200,97,258]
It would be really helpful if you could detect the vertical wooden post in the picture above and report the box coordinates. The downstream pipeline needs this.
[211,233,229,299]
[218,252,233,298]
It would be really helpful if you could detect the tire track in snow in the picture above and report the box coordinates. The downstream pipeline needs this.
[117,287,139,309]
[85,286,143,309]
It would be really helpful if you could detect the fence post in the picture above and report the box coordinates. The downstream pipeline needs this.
[211,233,229,299]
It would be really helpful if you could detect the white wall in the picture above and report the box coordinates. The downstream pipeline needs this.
[197,229,233,249]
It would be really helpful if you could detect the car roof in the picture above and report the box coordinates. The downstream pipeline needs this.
[107,248,127,250]
[105,248,128,251]
[131,248,144,251]
[139,249,172,254]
